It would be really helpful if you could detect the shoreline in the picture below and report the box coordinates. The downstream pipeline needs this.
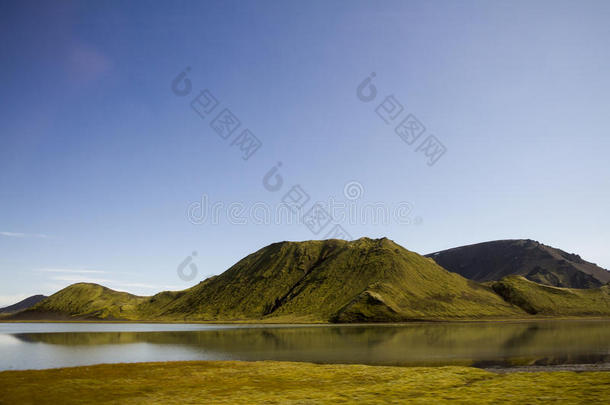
[3,361,610,374]
[2,316,610,325]
[484,363,610,373]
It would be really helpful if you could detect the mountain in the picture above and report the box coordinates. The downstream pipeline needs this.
[10,238,610,322]
[0,295,47,315]
[491,276,610,316]
[11,284,147,320]
[153,238,522,322]
[427,239,610,289]
[13,238,524,322]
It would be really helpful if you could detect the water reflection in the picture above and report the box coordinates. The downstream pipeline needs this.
[2,321,609,370]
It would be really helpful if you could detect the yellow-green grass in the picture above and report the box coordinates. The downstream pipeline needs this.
[1,361,609,404]
[492,276,610,315]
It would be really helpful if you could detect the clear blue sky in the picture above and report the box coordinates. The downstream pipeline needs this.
[1,0,609,305]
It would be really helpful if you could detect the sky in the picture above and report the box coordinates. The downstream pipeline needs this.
[1,0,609,306]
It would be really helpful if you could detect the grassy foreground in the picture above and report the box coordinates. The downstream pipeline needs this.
[1,361,609,404]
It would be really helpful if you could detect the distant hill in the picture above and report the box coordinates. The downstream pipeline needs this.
[13,238,523,322]
[12,284,147,320]
[10,238,610,322]
[427,239,610,289]
[0,295,47,314]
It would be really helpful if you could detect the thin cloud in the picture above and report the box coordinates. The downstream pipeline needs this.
[0,294,32,308]
[0,232,49,239]
[118,282,183,290]
[47,275,181,292]
[37,268,107,274]
[49,275,112,284]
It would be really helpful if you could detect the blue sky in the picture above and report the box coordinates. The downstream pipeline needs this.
[1,0,609,305]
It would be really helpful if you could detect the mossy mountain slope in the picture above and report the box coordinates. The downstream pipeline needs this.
[491,276,610,316]
[14,238,525,322]
[156,238,523,322]
[15,283,147,320]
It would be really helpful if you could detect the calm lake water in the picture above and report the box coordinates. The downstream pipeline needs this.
[1,320,609,371]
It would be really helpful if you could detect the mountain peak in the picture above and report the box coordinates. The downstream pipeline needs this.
[427,239,610,288]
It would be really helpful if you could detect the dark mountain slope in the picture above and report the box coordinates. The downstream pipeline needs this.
[427,239,610,288]
[0,295,47,315]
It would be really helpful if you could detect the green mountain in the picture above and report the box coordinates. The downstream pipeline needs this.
[427,239,610,289]
[491,276,610,316]
[12,284,147,320]
[155,238,521,322]
[11,238,610,322]
[14,238,522,322]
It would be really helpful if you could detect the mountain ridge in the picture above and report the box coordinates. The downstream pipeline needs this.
[427,239,610,288]
[7,238,610,322]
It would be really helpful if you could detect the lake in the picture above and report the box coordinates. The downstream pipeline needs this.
[1,320,609,371]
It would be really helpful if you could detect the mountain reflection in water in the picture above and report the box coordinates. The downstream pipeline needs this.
[2,320,609,370]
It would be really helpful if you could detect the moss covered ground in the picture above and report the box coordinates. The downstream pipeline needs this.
[1,360,608,404]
